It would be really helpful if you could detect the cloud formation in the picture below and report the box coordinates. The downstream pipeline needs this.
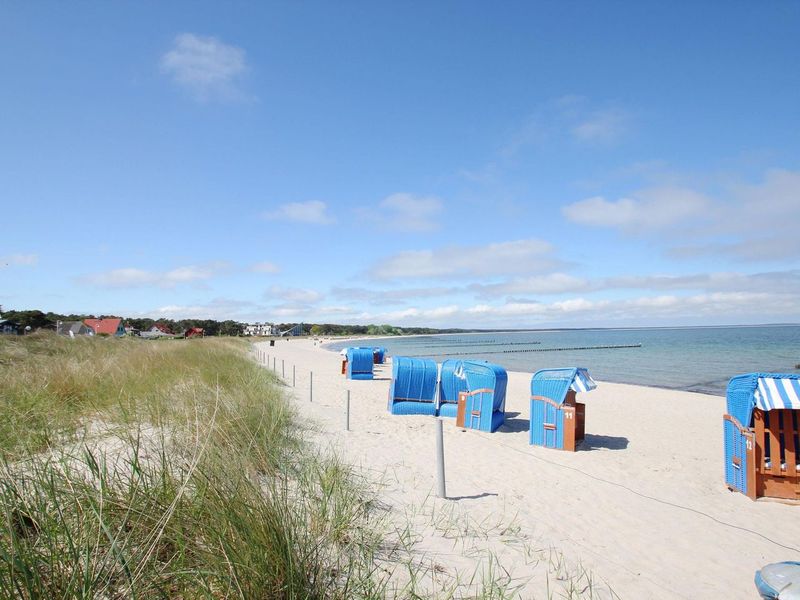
[564,169,800,261]
[80,262,229,289]
[562,187,710,231]
[265,285,324,304]
[1,254,38,267]
[368,239,560,281]
[160,33,249,101]
[251,261,280,273]
[263,201,335,225]
[358,193,443,232]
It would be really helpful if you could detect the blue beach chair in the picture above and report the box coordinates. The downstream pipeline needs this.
[387,356,438,416]
[345,347,374,380]
[373,347,388,364]
[438,359,507,432]
[530,368,596,451]
[724,373,800,500]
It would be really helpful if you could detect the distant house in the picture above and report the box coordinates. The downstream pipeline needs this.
[244,322,277,336]
[151,323,174,335]
[84,318,126,337]
[57,321,91,336]
[124,324,140,336]
[185,327,204,338]
[0,319,18,335]
[140,323,175,339]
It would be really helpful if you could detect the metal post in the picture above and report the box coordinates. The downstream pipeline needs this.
[292,365,296,387]
[273,357,276,371]
[435,419,446,498]
[310,371,313,402]
[282,359,285,378]
[344,390,350,431]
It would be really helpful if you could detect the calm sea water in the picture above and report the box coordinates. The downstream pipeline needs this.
[325,325,800,396]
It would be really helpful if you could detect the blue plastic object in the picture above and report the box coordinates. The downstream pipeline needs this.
[345,347,374,380]
[437,359,507,432]
[755,562,800,599]
[373,347,387,364]
[530,368,594,449]
[388,356,438,416]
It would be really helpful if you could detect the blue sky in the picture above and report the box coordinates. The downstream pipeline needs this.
[1,1,799,328]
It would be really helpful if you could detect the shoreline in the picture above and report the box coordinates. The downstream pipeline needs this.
[256,338,800,599]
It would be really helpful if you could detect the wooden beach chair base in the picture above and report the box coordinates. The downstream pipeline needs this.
[725,409,800,500]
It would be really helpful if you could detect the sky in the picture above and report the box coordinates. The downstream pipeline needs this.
[1,1,799,328]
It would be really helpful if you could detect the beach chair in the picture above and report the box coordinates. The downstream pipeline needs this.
[387,357,438,416]
[724,373,800,500]
[345,347,374,380]
[373,347,387,364]
[530,368,596,451]
[437,359,507,432]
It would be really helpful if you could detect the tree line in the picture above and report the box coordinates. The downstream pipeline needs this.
[0,309,245,337]
[1,308,478,338]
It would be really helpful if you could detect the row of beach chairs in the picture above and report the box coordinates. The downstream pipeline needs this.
[338,347,800,500]
[386,355,597,449]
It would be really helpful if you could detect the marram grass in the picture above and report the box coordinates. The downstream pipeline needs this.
[0,333,386,598]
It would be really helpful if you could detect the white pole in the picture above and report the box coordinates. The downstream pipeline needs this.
[344,390,350,431]
[435,419,446,499]
[310,371,313,402]
[282,359,285,378]
[292,365,296,387]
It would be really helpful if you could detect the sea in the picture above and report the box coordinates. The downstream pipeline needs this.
[325,325,800,396]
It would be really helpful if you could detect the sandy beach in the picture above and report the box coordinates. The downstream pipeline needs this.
[255,338,800,599]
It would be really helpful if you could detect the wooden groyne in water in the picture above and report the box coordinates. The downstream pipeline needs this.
[410,343,642,358]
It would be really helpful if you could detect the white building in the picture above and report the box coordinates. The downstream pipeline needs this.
[244,322,277,336]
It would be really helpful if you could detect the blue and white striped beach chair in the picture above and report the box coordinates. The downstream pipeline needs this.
[724,373,800,500]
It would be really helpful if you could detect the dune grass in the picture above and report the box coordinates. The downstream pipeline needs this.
[0,333,386,598]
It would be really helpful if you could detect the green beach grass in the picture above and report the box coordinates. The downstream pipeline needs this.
[0,333,386,598]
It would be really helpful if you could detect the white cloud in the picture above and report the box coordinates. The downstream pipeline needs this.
[331,285,457,305]
[160,33,249,101]
[563,187,710,231]
[251,261,280,274]
[470,269,800,299]
[358,193,443,232]
[1,254,38,267]
[369,239,560,281]
[80,262,229,289]
[571,108,630,143]
[565,168,800,261]
[263,201,335,225]
[351,289,798,328]
[265,285,324,304]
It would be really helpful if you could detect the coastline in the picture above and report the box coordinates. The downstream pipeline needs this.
[257,338,800,599]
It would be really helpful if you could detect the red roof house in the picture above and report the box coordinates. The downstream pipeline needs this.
[150,323,174,335]
[84,318,126,337]
[185,327,204,338]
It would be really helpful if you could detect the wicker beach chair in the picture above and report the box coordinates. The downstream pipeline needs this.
[345,347,374,380]
[530,368,597,451]
[724,373,800,500]
[387,356,438,416]
[438,359,507,432]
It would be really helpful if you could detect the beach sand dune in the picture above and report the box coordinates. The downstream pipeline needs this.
[256,339,799,599]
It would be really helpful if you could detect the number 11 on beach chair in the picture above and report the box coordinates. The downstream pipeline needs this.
[530,368,596,451]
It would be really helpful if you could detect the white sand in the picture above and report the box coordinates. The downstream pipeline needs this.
[255,338,800,599]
